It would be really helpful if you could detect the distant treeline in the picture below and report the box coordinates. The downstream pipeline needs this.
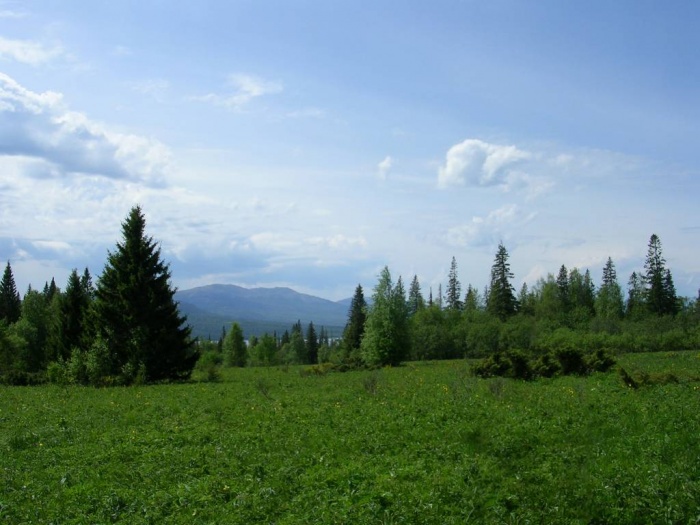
[2,217,699,385]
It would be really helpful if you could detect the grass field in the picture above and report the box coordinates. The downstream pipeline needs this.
[2,352,700,524]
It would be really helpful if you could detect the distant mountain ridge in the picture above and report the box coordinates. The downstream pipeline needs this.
[175,284,351,339]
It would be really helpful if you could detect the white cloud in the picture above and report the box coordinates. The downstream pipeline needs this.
[0,73,171,184]
[0,36,64,65]
[377,155,393,180]
[192,73,283,110]
[445,204,531,247]
[438,138,531,189]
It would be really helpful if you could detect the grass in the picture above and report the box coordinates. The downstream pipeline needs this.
[1,352,700,523]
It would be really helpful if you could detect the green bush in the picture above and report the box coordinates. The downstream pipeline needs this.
[554,347,587,375]
[531,352,561,378]
[584,348,617,373]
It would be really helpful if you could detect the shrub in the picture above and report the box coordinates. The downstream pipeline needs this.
[585,348,616,373]
[531,353,561,378]
[471,352,513,379]
[554,347,587,375]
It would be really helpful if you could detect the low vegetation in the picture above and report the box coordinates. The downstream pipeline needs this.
[2,352,699,523]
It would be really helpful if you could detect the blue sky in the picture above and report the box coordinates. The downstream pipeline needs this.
[1,1,699,301]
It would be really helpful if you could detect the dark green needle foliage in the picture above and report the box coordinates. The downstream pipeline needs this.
[93,206,197,383]
[0,261,21,324]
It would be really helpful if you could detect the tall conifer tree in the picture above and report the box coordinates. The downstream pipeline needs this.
[93,206,197,382]
[445,256,463,311]
[0,262,21,324]
[644,234,677,315]
[407,275,425,317]
[487,243,518,320]
[343,284,367,352]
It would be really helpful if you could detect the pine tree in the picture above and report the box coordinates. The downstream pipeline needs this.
[223,322,246,367]
[487,243,518,320]
[445,256,462,311]
[407,275,425,317]
[93,205,197,382]
[343,284,366,353]
[0,261,21,324]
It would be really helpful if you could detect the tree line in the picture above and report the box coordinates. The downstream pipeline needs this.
[341,234,699,375]
[2,205,699,385]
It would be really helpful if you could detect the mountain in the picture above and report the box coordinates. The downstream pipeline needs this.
[175,284,350,340]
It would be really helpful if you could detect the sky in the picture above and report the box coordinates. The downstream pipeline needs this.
[1,1,699,302]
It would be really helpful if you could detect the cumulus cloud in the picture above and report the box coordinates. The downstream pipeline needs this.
[445,204,533,247]
[0,73,171,184]
[377,155,393,180]
[192,73,283,110]
[0,36,64,65]
[438,138,531,189]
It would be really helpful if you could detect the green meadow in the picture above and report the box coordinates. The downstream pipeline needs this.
[2,352,700,524]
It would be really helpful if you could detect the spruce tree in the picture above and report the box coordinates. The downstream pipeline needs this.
[343,284,367,353]
[306,321,318,364]
[640,234,679,316]
[407,275,425,317]
[596,257,624,319]
[487,243,518,320]
[93,205,197,382]
[556,264,570,312]
[445,256,463,310]
[0,262,21,324]
[55,269,91,360]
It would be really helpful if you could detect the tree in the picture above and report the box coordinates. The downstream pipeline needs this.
[306,321,318,364]
[0,262,21,324]
[445,257,462,311]
[487,243,518,320]
[464,284,482,314]
[223,322,246,367]
[663,269,679,315]
[644,234,677,316]
[342,284,367,354]
[596,257,624,320]
[556,264,570,313]
[10,290,51,372]
[93,205,197,382]
[55,269,91,360]
[361,267,410,366]
[407,275,425,317]
[626,271,645,319]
